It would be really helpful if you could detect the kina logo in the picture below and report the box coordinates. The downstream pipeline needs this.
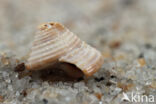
[121,92,155,103]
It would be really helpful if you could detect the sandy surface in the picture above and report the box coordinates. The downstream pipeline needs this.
[0,0,156,104]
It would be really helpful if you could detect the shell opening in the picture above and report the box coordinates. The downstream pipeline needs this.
[28,61,84,79]
[58,62,84,78]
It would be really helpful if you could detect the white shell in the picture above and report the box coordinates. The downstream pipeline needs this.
[26,22,103,76]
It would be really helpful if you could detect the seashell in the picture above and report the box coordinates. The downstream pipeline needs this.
[25,22,103,77]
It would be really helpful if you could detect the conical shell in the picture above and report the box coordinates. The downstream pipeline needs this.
[26,22,103,76]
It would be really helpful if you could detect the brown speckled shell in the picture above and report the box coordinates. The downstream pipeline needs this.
[25,22,103,76]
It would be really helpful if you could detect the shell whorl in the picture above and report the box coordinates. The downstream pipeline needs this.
[26,22,103,76]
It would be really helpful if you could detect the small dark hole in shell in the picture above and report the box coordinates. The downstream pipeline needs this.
[50,23,54,26]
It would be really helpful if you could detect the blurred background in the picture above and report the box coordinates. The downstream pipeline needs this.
[0,0,156,104]
[0,0,156,57]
